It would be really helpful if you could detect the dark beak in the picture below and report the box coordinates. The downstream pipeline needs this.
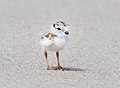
[65,31,69,35]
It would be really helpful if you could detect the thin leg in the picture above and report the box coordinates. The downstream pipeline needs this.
[44,51,56,70]
[56,51,60,66]
[44,51,49,68]
[56,51,65,71]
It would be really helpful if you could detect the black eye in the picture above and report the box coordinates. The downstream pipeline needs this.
[53,24,55,27]
[57,28,61,30]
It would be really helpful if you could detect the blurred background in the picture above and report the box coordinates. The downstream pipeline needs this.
[0,0,120,88]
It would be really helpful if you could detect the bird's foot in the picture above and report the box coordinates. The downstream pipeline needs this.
[47,66,57,70]
[55,66,65,71]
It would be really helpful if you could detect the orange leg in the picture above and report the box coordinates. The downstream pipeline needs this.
[44,51,56,70]
[56,51,65,71]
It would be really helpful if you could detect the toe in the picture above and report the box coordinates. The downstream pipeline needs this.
[47,66,57,70]
[58,66,65,71]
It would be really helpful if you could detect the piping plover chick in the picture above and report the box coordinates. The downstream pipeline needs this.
[40,21,70,71]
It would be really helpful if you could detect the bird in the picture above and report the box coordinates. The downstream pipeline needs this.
[40,21,70,71]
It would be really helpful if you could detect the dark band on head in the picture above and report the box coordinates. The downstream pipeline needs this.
[53,24,55,27]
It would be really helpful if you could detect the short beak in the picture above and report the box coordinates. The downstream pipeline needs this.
[65,31,69,35]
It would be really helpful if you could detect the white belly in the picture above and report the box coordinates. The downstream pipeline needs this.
[41,37,68,51]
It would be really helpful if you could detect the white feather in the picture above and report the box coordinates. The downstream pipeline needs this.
[40,21,69,52]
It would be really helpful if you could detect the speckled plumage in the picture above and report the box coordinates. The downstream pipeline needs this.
[40,21,69,52]
[40,21,70,70]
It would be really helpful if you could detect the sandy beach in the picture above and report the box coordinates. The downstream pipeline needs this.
[0,0,120,88]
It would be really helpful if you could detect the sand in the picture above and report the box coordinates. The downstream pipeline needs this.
[0,0,120,88]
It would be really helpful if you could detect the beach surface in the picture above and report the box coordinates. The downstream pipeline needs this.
[0,0,120,88]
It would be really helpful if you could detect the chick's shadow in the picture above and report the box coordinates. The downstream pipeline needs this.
[64,67,86,72]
